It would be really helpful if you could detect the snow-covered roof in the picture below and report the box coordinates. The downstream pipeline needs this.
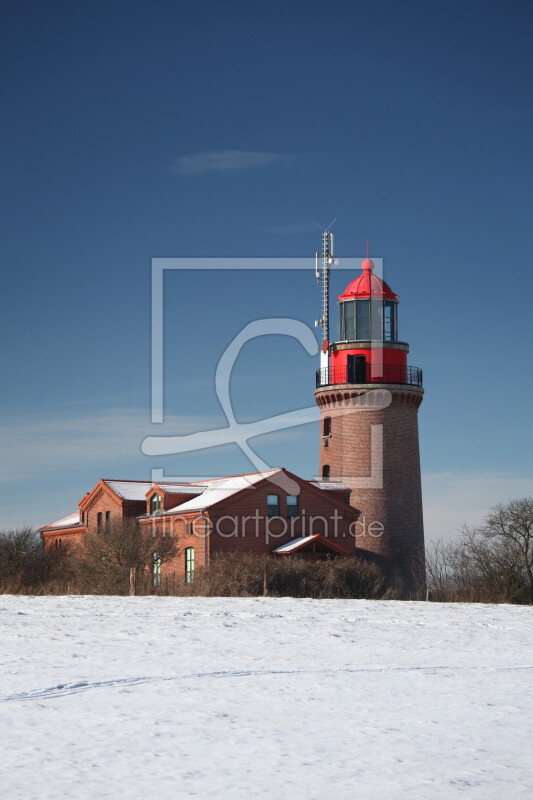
[152,484,206,496]
[310,481,350,492]
[104,480,207,501]
[272,534,351,556]
[42,511,81,530]
[165,469,281,514]
[272,535,321,554]
[103,480,154,500]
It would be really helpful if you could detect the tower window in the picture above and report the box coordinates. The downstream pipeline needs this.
[322,465,330,481]
[383,300,397,341]
[185,547,195,584]
[267,494,280,517]
[356,300,370,340]
[323,416,331,437]
[340,300,356,339]
[287,495,299,518]
[340,300,371,341]
[150,494,162,515]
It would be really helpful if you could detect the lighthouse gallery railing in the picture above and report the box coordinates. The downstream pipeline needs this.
[316,364,423,388]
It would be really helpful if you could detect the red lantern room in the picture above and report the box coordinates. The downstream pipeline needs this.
[316,257,422,388]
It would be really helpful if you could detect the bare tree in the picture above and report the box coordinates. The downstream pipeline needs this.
[426,497,533,603]
[80,520,178,594]
[477,498,533,602]
[0,527,72,590]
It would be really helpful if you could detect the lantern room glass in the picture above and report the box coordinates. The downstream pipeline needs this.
[339,299,397,342]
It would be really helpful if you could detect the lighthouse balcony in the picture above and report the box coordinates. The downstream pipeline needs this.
[316,363,423,388]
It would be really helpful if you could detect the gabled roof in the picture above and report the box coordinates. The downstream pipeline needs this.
[41,511,81,531]
[148,483,206,497]
[272,534,351,556]
[309,481,350,492]
[103,480,155,501]
[164,469,282,514]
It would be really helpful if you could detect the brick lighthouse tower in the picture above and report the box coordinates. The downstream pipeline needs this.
[314,233,425,588]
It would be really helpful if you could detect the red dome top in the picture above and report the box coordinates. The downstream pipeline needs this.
[338,258,398,301]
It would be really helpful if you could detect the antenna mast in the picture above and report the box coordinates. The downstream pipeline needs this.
[315,223,337,373]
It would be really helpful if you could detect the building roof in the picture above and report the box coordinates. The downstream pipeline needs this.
[104,479,210,501]
[338,258,398,301]
[149,483,206,496]
[41,511,81,531]
[309,481,350,492]
[272,534,351,555]
[102,480,154,500]
[164,469,281,514]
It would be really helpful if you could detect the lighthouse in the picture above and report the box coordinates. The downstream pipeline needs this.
[314,237,425,588]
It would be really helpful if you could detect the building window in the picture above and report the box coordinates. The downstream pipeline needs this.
[105,511,111,529]
[322,465,330,481]
[323,416,331,437]
[267,494,280,517]
[185,547,195,584]
[97,512,103,529]
[150,494,162,515]
[287,495,299,518]
[152,552,161,588]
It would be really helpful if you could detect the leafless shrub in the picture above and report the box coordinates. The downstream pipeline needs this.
[78,519,178,594]
[153,554,384,599]
[0,527,73,593]
[426,497,533,604]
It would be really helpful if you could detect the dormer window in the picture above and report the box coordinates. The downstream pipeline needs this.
[150,494,162,515]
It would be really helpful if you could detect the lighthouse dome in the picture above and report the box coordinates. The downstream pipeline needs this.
[338,258,398,301]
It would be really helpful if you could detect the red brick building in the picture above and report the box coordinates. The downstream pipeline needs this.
[40,470,360,583]
[40,243,426,588]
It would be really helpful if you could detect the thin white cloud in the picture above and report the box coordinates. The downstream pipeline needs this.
[170,150,294,176]
[0,410,220,483]
[422,471,533,545]
[0,407,314,486]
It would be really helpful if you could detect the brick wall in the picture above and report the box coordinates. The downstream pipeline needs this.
[139,473,359,582]
[316,385,425,586]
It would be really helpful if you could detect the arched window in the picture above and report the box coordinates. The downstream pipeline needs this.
[323,416,331,437]
[322,465,330,481]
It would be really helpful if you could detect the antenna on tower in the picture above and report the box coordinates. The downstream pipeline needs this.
[314,219,338,348]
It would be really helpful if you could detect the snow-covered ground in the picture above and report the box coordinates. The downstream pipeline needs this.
[1,597,532,799]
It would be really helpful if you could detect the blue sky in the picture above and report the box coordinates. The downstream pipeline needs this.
[1,0,532,539]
